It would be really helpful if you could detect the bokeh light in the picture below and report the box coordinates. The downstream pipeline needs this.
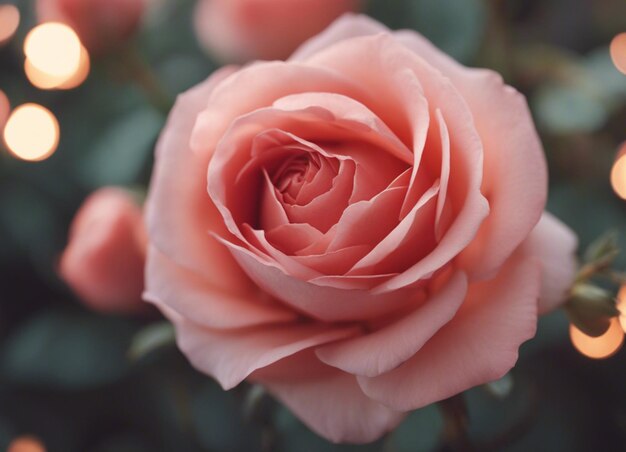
[7,436,46,452]
[0,4,20,45]
[25,45,90,90]
[24,23,81,78]
[3,104,60,162]
[610,32,626,75]
[0,89,9,129]
[570,318,625,359]
[610,143,626,199]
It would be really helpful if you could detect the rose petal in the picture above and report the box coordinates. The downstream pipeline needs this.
[219,237,422,321]
[146,67,252,295]
[395,30,548,280]
[358,254,540,411]
[145,246,296,329]
[518,212,578,313]
[316,271,467,377]
[160,304,359,391]
[252,350,405,444]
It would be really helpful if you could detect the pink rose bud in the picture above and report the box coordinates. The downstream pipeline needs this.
[36,0,145,54]
[194,0,362,62]
[60,188,147,314]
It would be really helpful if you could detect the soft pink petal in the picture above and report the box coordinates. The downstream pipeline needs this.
[266,222,325,255]
[358,255,540,411]
[220,237,422,321]
[290,13,388,62]
[160,304,359,391]
[60,188,146,314]
[146,67,252,295]
[316,271,467,377]
[349,180,439,275]
[395,30,548,280]
[303,34,489,291]
[518,212,578,313]
[144,246,296,329]
[191,61,370,156]
[252,350,405,444]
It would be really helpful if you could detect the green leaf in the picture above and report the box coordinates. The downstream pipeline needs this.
[191,382,263,452]
[366,0,486,62]
[78,107,165,189]
[128,321,176,361]
[389,404,442,452]
[1,310,137,389]
[533,83,608,134]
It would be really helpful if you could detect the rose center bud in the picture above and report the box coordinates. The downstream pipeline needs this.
[270,153,336,205]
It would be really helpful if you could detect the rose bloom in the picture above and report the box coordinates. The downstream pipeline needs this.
[36,0,144,54]
[60,188,147,314]
[194,0,362,62]
[145,15,578,443]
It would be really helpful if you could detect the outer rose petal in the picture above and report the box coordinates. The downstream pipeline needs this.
[146,66,253,296]
[358,254,540,411]
[253,350,405,444]
[518,212,578,313]
[315,271,468,377]
[220,238,422,321]
[159,304,359,390]
[194,0,362,62]
[60,188,146,314]
[144,246,297,329]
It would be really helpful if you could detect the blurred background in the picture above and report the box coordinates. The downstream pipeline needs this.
[1,0,626,451]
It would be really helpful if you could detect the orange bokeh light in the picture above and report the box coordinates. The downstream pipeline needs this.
[0,89,9,129]
[0,4,20,45]
[570,318,624,359]
[7,436,46,452]
[610,144,626,200]
[24,23,81,78]
[610,32,626,75]
[3,104,60,162]
[25,45,90,90]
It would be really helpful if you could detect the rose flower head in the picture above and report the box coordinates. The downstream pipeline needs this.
[60,187,147,314]
[36,0,145,54]
[144,15,578,443]
[194,0,362,62]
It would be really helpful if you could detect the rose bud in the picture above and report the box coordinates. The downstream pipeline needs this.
[36,0,145,54]
[145,15,578,443]
[194,0,362,62]
[60,187,147,314]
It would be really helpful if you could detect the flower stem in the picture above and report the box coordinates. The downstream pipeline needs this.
[438,394,476,452]
[119,44,174,115]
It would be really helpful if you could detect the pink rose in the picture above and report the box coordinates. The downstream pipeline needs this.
[36,0,144,54]
[145,15,578,443]
[60,188,147,314]
[194,0,361,62]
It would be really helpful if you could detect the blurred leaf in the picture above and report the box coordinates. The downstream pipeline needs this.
[1,310,137,389]
[583,47,626,109]
[583,230,619,264]
[389,404,442,452]
[129,321,175,361]
[0,183,64,278]
[78,107,165,189]
[191,382,262,452]
[366,0,486,62]
[534,83,608,134]
[409,0,486,62]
